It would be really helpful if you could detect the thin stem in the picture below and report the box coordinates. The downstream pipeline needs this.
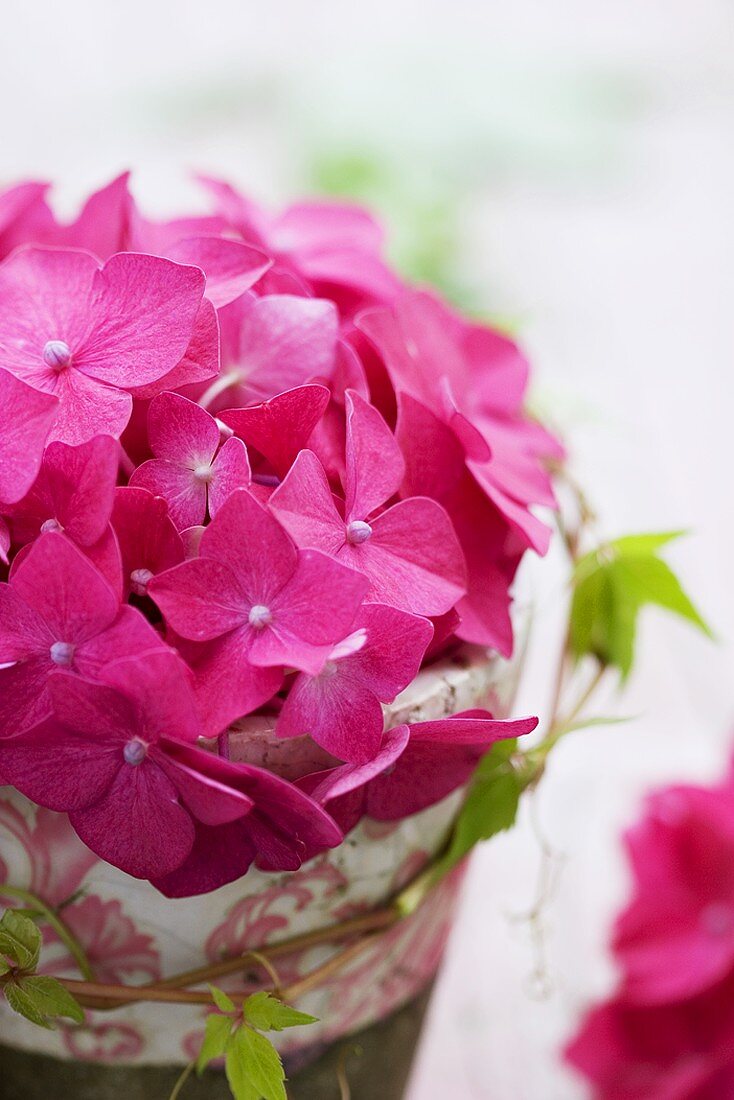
[198,370,241,411]
[168,1059,196,1100]
[1,885,95,982]
[278,933,384,1004]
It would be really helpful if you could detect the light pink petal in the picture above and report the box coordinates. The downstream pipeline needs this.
[71,762,195,880]
[148,557,248,642]
[341,497,466,616]
[200,488,298,600]
[275,201,385,255]
[80,253,205,387]
[50,173,133,258]
[208,436,251,517]
[0,720,122,812]
[147,391,220,464]
[0,181,50,250]
[269,449,345,553]
[220,384,329,478]
[278,667,384,763]
[0,369,58,504]
[130,459,208,530]
[165,237,271,309]
[344,390,404,520]
[11,532,119,642]
[132,297,220,399]
[111,487,184,598]
[37,435,118,545]
[235,295,338,401]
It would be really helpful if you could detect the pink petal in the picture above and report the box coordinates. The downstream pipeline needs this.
[266,548,368,651]
[182,631,283,737]
[0,581,52,660]
[147,391,220,465]
[165,237,271,309]
[74,605,172,682]
[46,367,133,446]
[208,436,251,517]
[220,384,329,478]
[233,295,338,401]
[80,253,205,388]
[99,648,202,744]
[342,497,466,616]
[11,532,119,643]
[48,173,133,258]
[344,389,404,520]
[156,741,253,826]
[347,603,433,699]
[0,518,9,564]
[41,435,118,545]
[275,201,385,255]
[269,449,345,553]
[0,369,58,504]
[71,761,195,880]
[0,657,54,739]
[48,671,138,742]
[278,666,384,762]
[151,820,256,897]
[130,459,208,530]
[132,297,220,399]
[200,488,298,601]
[148,557,248,641]
[111,487,184,598]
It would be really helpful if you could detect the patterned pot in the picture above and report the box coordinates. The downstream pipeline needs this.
[0,639,525,1094]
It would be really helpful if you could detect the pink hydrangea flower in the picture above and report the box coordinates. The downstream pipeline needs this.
[565,974,734,1100]
[111,487,185,600]
[0,368,58,506]
[0,247,208,444]
[0,662,253,880]
[270,390,467,617]
[130,393,250,529]
[301,709,539,832]
[0,532,173,737]
[3,434,118,548]
[149,488,369,734]
[613,784,734,1005]
[220,383,330,480]
[278,603,433,763]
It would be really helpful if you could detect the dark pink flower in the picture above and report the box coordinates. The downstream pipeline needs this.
[565,974,734,1100]
[220,383,330,480]
[0,663,253,880]
[301,709,538,831]
[0,532,173,737]
[358,291,559,553]
[149,741,343,897]
[130,393,250,529]
[3,434,118,548]
[0,247,207,444]
[199,293,338,411]
[111,487,185,600]
[149,488,369,733]
[613,785,734,1005]
[271,389,467,617]
[278,604,433,763]
[0,368,58,506]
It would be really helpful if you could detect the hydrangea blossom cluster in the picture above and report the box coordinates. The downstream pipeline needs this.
[0,173,554,896]
[565,766,734,1098]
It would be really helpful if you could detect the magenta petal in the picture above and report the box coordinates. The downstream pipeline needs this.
[151,820,256,898]
[82,253,205,388]
[0,657,54,738]
[30,435,118,546]
[47,368,133,446]
[47,672,138,741]
[74,605,173,682]
[11,532,119,642]
[0,369,57,505]
[0,584,51,660]
[348,603,433,699]
[269,449,345,553]
[184,632,283,737]
[156,741,253,826]
[71,762,195,880]
[200,488,298,600]
[234,295,338,400]
[134,298,220,399]
[344,389,404,521]
[99,648,202,743]
[278,668,384,763]
[208,437,251,518]
[111,487,184,598]
[148,557,248,642]
[165,236,272,309]
[130,460,208,530]
[148,391,219,465]
[0,518,9,564]
[220,384,329,478]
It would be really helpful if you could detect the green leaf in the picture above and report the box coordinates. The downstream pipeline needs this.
[243,991,317,1033]
[570,531,710,679]
[209,984,236,1014]
[0,909,41,970]
[226,1024,286,1100]
[4,979,53,1028]
[3,974,83,1028]
[196,1012,232,1074]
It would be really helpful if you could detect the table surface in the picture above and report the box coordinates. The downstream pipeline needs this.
[0,3,732,1096]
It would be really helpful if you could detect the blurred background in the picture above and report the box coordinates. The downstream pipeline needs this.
[2,1,732,1095]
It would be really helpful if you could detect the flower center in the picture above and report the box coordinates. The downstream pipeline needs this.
[321,660,339,679]
[700,902,734,937]
[49,641,75,667]
[123,739,147,766]
[40,518,62,534]
[346,520,373,545]
[130,568,154,597]
[193,464,214,484]
[248,604,273,629]
[42,340,72,372]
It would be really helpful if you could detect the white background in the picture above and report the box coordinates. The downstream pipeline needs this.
[1,3,733,1095]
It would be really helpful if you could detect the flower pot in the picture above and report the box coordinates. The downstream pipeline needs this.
[0,639,525,1099]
